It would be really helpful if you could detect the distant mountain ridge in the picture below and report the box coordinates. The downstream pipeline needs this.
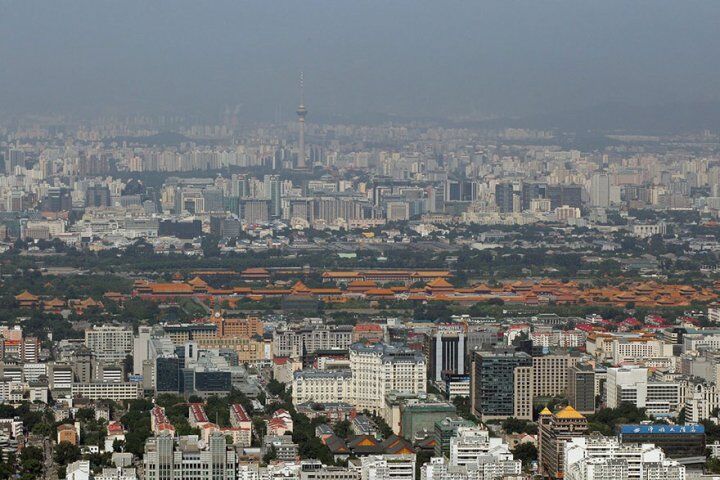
[471,101,720,134]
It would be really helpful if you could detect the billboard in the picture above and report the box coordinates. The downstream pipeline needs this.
[620,424,704,435]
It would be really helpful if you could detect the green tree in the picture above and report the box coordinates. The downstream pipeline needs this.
[267,379,286,397]
[262,445,277,465]
[588,403,647,435]
[0,452,16,480]
[707,457,720,474]
[452,396,476,421]
[512,443,537,468]
[112,439,125,453]
[501,418,537,435]
[19,446,44,477]
[84,452,112,473]
[120,401,152,457]
[333,420,351,438]
[201,236,221,258]
[75,408,95,422]
[54,442,81,466]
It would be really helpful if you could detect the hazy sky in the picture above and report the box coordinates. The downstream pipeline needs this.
[1,0,719,122]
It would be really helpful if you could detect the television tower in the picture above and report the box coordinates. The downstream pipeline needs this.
[296,72,308,169]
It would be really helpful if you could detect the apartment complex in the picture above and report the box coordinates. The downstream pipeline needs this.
[274,325,353,357]
[85,325,134,363]
[293,343,426,414]
[564,435,685,480]
[143,433,238,480]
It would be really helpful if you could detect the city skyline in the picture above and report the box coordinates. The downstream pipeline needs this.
[1,1,720,130]
[0,3,719,480]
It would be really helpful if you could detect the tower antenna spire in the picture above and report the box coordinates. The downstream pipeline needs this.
[300,71,304,105]
[296,71,308,169]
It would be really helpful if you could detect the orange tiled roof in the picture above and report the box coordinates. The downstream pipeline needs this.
[187,276,208,287]
[365,288,395,296]
[242,267,270,275]
[148,283,194,294]
[291,281,311,293]
[323,272,361,278]
[15,291,39,301]
[426,278,454,288]
[44,298,65,307]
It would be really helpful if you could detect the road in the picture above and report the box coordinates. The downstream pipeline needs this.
[42,437,57,480]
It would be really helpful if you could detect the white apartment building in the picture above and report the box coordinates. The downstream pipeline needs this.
[449,427,516,469]
[606,366,648,409]
[645,382,683,415]
[351,343,426,413]
[708,304,720,324]
[66,460,91,480]
[685,382,720,423]
[606,366,682,415]
[51,364,74,391]
[22,363,47,382]
[85,325,134,363]
[355,455,416,480]
[564,435,684,480]
[530,330,586,349]
[683,333,720,353]
[133,326,152,375]
[641,461,686,480]
[94,466,138,480]
[293,343,425,414]
[566,457,628,480]
[421,456,520,480]
[632,223,667,239]
[237,463,260,480]
[292,370,353,404]
[261,462,301,480]
[611,339,667,364]
[96,364,124,383]
[273,326,353,357]
[421,428,520,480]
[421,457,473,480]
[71,382,142,401]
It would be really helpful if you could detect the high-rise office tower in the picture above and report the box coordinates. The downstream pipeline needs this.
[521,182,547,210]
[590,172,611,207]
[547,184,583,209]
[427,324,467,382]
[566,362,596,415]
[6,148,25,174]
[42,187,72,212]
[296,72,308,169]
[264,175,281,218]
[445,179,477,203]
[532,354,579,398]
[495,183,515,213]
[471,348,533,420]
[86,185,112,208]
